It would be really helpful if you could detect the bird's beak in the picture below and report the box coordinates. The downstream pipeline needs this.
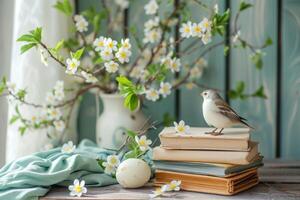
[200,92,204,97]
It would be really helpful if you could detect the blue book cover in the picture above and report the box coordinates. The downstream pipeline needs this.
[154,157,263,177]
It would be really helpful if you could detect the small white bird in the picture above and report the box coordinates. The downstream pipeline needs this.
[201,89,253,136]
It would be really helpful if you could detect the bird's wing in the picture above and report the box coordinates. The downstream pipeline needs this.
[214,99,246,122]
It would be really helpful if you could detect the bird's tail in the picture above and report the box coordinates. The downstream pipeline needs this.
[240,120,255,130]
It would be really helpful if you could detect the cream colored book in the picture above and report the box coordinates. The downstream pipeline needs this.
[153,142,259,165]
[159,127,251,151]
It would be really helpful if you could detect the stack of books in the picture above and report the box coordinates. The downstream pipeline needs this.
[153,127,263,195]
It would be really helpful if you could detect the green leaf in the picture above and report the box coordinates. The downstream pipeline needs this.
[239,1,253,11]
[163,112,175,127]
[124,93,139,111]
[126,130,137,138]
[71,48,85,60]
[17,34,37,43]
[253,85,267,99]
[31,27,42,42]
[124,150,138,159]
[264,37,273,47]
[250,51,263,69]
[0,84,5,95]
[228,90,239,99]
[20,43,37,54]
[224,46,229,56]
[54,0,73,16]
[116,76,133,87]
[96,158,105,169]
[19,126,27,135]
[10,115,19,124]
[236,81,245,94]
[94,57,103,64]
[17,89,27,100]
[54,40,64,52]
[2,76,6,85]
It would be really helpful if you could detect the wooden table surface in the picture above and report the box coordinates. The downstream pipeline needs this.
[41,160,300,200]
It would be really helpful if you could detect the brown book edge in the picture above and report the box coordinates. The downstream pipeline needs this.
[154,169,258,195]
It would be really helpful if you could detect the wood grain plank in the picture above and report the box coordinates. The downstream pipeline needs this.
[229,0,277,158]
[281,0,300,159]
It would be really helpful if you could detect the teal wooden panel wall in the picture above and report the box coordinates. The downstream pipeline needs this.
[77,0,300,159]
[281,0,300,158]
[229,0,278,158]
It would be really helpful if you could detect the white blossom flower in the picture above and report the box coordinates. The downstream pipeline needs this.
[116,47,131,63]
[195,58,208,68]
[46,92,56,104]
[39,48,49,66]
[114,0,129,9]
[191,22,203,37]
[106,155,120,168]
[130,67,143,79]
[68,179,87,197]
[201,31,212,45]
[100,48,114,61]
[102,162,116,175]
[53,80,65,101]
[169,57,181,73]
[74,15,88,32]
[43,143,54,151]
[146,88,159,102]
[174,120,190,134]
[93,36,106,52]
[135,135,152,152]
[54,120,66,132]
[200,17,212,32]
[81,71,98,83]
[7,82,16,93]
[62,141,76,153]
[233,30,241,43]
[214,4,219,14]
[30,115,40,125]
[104,61,119,73]
[159,82,172,98]
[105,38,118,51]
[121,38,131,50]
[179,21,192,38]
[66,58,80,74]
[149,188,166,198]
[82,56,94,71]
[144,17,159,31]
[144,0,158,15]
[164,180,181,191]
[143,28,162,44]
[190,66,203,79]
[47,107,62,120]
[185,82,195,90]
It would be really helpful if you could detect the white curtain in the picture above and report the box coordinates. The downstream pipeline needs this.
[2,0,77,164]
[0,0,15,167]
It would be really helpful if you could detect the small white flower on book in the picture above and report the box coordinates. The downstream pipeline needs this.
[174,120,190,134]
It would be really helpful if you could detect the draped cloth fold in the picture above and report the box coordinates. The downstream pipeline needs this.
[0,139,117,200]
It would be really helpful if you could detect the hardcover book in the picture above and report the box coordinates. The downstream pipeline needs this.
[154,157,263,177]
[154,169,259,195]
[159,127,251,151]
[153,142,259,165]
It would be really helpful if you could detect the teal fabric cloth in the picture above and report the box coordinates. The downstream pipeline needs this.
[0,139,117,200]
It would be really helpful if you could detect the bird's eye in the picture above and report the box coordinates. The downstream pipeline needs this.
[204,92,207,96]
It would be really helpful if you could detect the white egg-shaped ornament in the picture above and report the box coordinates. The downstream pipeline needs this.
[116,158,151,188]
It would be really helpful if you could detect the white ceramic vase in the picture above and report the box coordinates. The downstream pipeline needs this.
[96,93,147,149]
